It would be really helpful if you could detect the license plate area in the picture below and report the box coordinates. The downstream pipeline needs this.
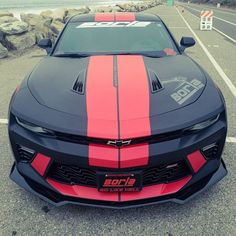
[97,171,142,192]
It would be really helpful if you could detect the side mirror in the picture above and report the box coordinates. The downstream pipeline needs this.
[37,38,52,54]
[180,37,195,51]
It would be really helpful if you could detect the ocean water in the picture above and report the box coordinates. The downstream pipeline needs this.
[0,0,141,18]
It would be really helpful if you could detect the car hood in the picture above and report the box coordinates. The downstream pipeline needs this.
[27,54,207,138]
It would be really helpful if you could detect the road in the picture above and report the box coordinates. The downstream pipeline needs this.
[179,2,236,43]
[0,4,236,236]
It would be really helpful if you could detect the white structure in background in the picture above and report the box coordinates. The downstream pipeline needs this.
[217,3,221,8]
[200,10,213,31]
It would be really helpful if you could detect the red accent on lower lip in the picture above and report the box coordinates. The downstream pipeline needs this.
[187,150,206,173]
[31,153,51,176]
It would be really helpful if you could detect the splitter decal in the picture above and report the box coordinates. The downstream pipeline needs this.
[171,79,204,105]
[77,21,151,28]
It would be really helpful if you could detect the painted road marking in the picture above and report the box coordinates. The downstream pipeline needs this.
[0,119,8,124]
[176,7,236,100]
[182,5,236,44]
[183,5,236,26]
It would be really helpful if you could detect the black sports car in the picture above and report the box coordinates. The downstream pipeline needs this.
[8,13,227,208]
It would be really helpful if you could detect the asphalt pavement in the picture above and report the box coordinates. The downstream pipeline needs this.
[0,4,236,236]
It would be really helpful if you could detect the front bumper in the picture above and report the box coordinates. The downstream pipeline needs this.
[10,160,227,208]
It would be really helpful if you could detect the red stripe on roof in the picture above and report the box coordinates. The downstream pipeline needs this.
[31,153,51,176]
[95,13,115,22]
[115,13,135,21]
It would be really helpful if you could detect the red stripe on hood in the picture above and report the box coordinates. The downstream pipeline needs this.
[117,55,151,139]
[117,55,150,168]
[115,13,135,21]
[95,13,115,22]
[86,56,118,139]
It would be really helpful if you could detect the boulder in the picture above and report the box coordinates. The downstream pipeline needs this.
[92,6,114,13]
[5,31,36,50]
[0,42,8,58]
[20,13,52,28]
[0,21,29,35]
[40,8,68,22]
[49,19,64,35]
[65,7,90,22]
[0,11,14,17]
[0,16,19,25]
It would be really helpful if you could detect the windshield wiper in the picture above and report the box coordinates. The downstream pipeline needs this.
[53,53,90,58]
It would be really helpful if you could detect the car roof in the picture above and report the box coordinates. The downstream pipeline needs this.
[69,13,162,23]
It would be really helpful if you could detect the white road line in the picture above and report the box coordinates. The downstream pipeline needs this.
[176,7,236,100]
[0,119,8,124]
[183,5,236,26]
[226,137,236,143]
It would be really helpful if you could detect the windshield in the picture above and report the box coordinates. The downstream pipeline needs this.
[53,21,179,57]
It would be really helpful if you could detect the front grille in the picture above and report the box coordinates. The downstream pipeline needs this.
[47,160,191,187]
[16,145,35,161]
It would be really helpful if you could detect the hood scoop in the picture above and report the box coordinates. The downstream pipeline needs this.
[148,69,163,93]
[72,70,86,94]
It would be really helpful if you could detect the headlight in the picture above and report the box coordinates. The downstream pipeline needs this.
[185,114,220,132]
[15,117,55,135]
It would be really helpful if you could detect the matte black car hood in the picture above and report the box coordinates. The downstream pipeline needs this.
[28,55,206,119]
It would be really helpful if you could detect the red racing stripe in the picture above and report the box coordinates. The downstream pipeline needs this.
[120,144,149,168]
[86,56,118,139]
[31,153,51,176]
[117,55,150,168]
[95,13,115,22]
[117,55,151,139]
[86,56,119,167]
[120,176,192,201]
[89,144,119,168]
[47,179,118,201]
[115,13,135,21]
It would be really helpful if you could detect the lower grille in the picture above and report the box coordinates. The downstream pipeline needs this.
[47,160,191,187]
[16,145,35,161]
[202,143,219,160]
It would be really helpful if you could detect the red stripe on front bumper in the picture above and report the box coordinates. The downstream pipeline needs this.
[120,144,149,168]
[47,179,119,201]
[31,153,51,176]
[88,144,118,168]
[120,176,192,202]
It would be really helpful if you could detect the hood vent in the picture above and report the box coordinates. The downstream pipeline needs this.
[72,70,86,94]
[148,70,163,93]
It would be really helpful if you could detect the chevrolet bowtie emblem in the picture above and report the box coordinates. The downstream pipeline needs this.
[107,140,132,147]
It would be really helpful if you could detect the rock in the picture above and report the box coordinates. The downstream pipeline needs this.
[0,16,19,25]
[0,21,29,35]
[92,6,114,13]
[0,42,8,58]
[49,19,64,35]
[40,8,68,22]
[65,7,90,22]
[20,13,51,28]
[0,11,13,17]
[5,31,36,50]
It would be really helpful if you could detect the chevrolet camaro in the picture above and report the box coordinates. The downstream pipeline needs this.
[8,12,227,208]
